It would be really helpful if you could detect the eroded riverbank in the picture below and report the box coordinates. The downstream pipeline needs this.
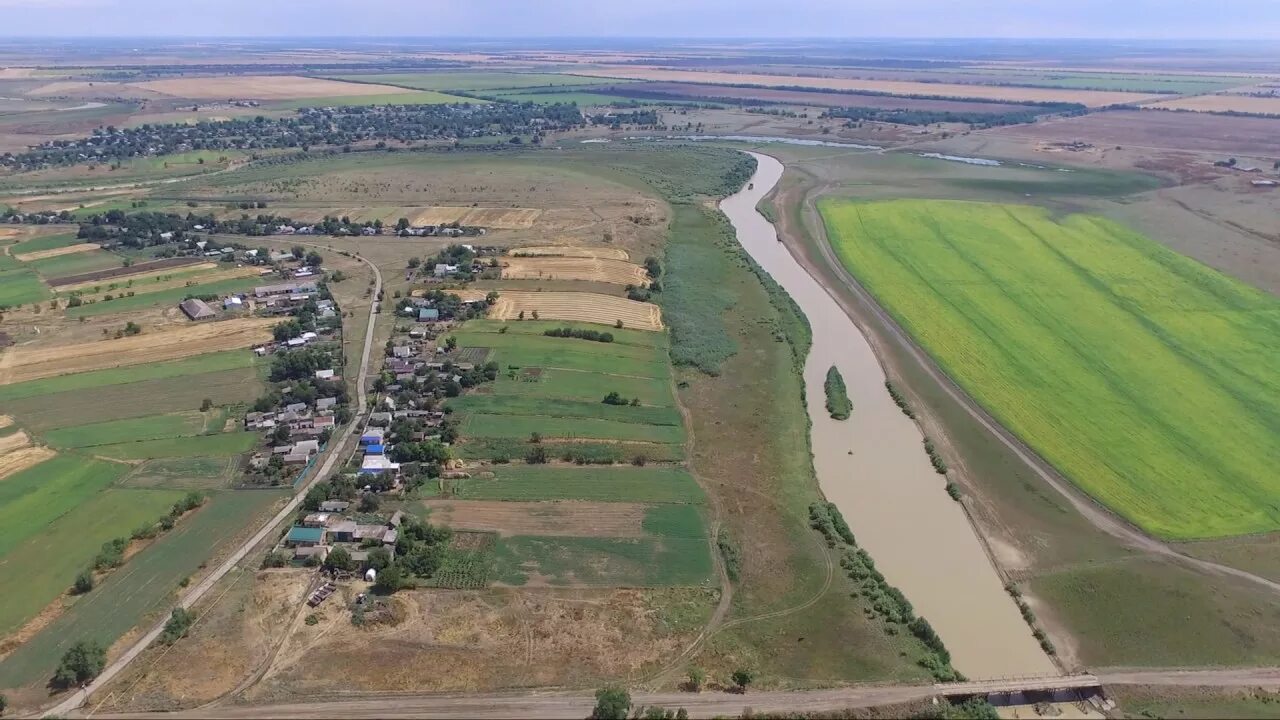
[720,151,1055,679]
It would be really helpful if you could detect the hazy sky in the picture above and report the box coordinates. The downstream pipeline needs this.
[2,0,1278,39]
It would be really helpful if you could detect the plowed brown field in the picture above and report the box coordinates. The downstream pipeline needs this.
[421,499,647,537]
[501,257,648,286]
[410,206,542,229]
[12,243,99,262]
[53,262,224,293]
[484,291,663,331]
[511,245,630,260]
[0,317,275,385]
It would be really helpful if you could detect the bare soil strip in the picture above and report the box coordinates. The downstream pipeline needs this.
[501,257,648,286]
[0,429,31,454]
[422,499,648,537]
[12,243,100,262]
[410,206,542,229]
[131,75,414,100]
[511,245,631,260]
[53,262,225,293]
[0,318,276,386]
[1143,94,1280,114]
[0,446,54,481]
[0,414,12,429]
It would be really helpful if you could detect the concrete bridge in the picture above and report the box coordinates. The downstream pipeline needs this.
[936,673,1101,698]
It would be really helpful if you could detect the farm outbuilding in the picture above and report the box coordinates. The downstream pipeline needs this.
[179,298,216,321]
[285,525,325,547]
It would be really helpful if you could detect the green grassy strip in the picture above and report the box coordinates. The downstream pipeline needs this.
[448,394,682,426]
[0,455,130,560]
[0,350,255,402]
[492,535,712,587]
[66,276,260,317]
[461,412,686,444]
[90,431,259,460]
[44,411,208,448]
[459,465,704,503]
[456,438,683,464]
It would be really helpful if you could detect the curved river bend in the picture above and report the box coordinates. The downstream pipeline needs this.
[721,152,1055,679]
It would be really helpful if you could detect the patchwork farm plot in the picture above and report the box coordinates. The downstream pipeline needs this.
[475,290,664,331]
[820,198,1280,540]
[437,318,711,587]
[501,256,649,285]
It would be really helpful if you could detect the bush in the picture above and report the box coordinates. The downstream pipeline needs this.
[159,608,195,645]
[716,529,741,582]
[544,327,614,343]
[945,482,961,501]
[592,686,631,720]
[886,381,915,418]
[93,537,129,570]
[52,640,106,688]
[824,365,852,420]
[262,550,289,568]
[73,570,95,595]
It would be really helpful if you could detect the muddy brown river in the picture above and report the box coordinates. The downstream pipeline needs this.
[722,152,1056,679]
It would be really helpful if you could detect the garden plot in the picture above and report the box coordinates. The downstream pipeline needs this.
[485,291,663,331]
[501,257,649,286]
[422,500,649,537]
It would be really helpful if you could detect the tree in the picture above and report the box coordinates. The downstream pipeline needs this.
[686,667,704,692]
[373,563,402,594]
[407,256,421,269]
[200,397,213,412]
[731,668,754,692]
[291,245,305,260]
[591,686,631,720]
[358,493,380,513]
[73,570,95,595]
[159,608,195,645]
[367,546,392,571]
[53,640,107,688]
[305,251,323,267]
[324,546,356,572]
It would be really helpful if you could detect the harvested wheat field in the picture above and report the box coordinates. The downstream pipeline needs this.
[410,206,542,229]
[0,430,31,455]
[511,245,630,261]
[423,499,648,537]
[0,446,56,482]
[1144,94,1280,115]
[12,243,100,262]
[52,261,225,293]
[486,291,663,331]
[501,257,648,286]
[132,75,411,100]
[0,317,275,385]
[577,67,1166,107]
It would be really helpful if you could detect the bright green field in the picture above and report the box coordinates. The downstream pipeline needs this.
[0,267,51,306]
[66,275,260,317]
[0,349,255,402]
[459,465,704,503]
[448,394,682,426]
[0,489,282,688]
[486,91,641,106]
[821,198,1280,540]
[489,368,674,407]
[0,455,130,559]
[90,431,258,460]
[458,319,667,348]
[461,412,685,444]
[44,411,208,448]
[332,72,628,93]
[9,232,82,254]
[0,488,184,638]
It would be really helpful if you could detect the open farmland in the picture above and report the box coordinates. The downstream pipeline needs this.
[330,71,628,93]
[43,411,208,448]
[45,256,208,288]
[65,274,261,317]
[579,67,1166,106]
[0,317,276,385]
[1144,94,1280,115]
[988,108,1280,155]
[130,75,421,100]
[609,81,1060,112]
[501,256,649,286]
[422,500,650,537]
[0,489,283,689]
[480,290,663,330]
[0,445,56,481]
[458,465,704,503]
[410,206,542,228]
[0,454,129,561]
[511,245,631,260]
[0,267,51,306]
[820,198,1280,540]
[25,247,124,279]
[0,349,254,402]
[50,261,227,293]
[89,431,259,460]
[11,242,98,262]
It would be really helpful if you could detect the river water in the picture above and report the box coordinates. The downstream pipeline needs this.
[721,152,1056,680]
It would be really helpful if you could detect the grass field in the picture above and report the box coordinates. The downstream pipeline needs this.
[3,366,262,431]
[458,465,704,503]
[44,411,208,448]
[0,489,283,688]
[90,431,258,460]
[456,438,684,463]
[26,248,124,278]
[119,456,239,490]
[448,395,682,425]
[451,332,669,378]
[0,267,51,306]
[0,488,183,638]
[493,533,711,587]
[487,368,675,407]
[821,198,1280,540]
[0,455,129,560]
[8,232,82,254]
[66,275,260,317]
[456,319,667,348]
[0,349,255,402]
[461,412,686,444]
[1110,686,1280,719]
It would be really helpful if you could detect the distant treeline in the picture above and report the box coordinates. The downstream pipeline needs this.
[822,102,1086,127]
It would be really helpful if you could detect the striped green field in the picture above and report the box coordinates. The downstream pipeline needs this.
[0,349,255,402]
[26,248,124,278]
[0,489,283,688]
[8,233,83,254]
[821,198,1280,540]
[66,275,261,317]
[459,465,705,503]
[0,454,130,560]
[44,411,209,448]
[462,412,686,444]
[90,431,259,460]
[0,267,51,306]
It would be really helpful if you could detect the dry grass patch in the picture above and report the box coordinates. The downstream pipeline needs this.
[1144,94,1280,115]
[0,446,55,482]
[581,67,1166,107]
[132,75,413,100]
[52,261,224,293]
[0,317,276,385]
[511,245,631,260]
[0,415,11,429]
[483,290,662,331]
[12,243,99,262]
[501,257,648,286]
[410,206,543,229]
[423,499,648,537]
[0,429,31,455]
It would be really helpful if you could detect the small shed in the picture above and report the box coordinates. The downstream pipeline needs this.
[179,298,216,321]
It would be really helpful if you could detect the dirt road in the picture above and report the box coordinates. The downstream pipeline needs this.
[45,250,383,719]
